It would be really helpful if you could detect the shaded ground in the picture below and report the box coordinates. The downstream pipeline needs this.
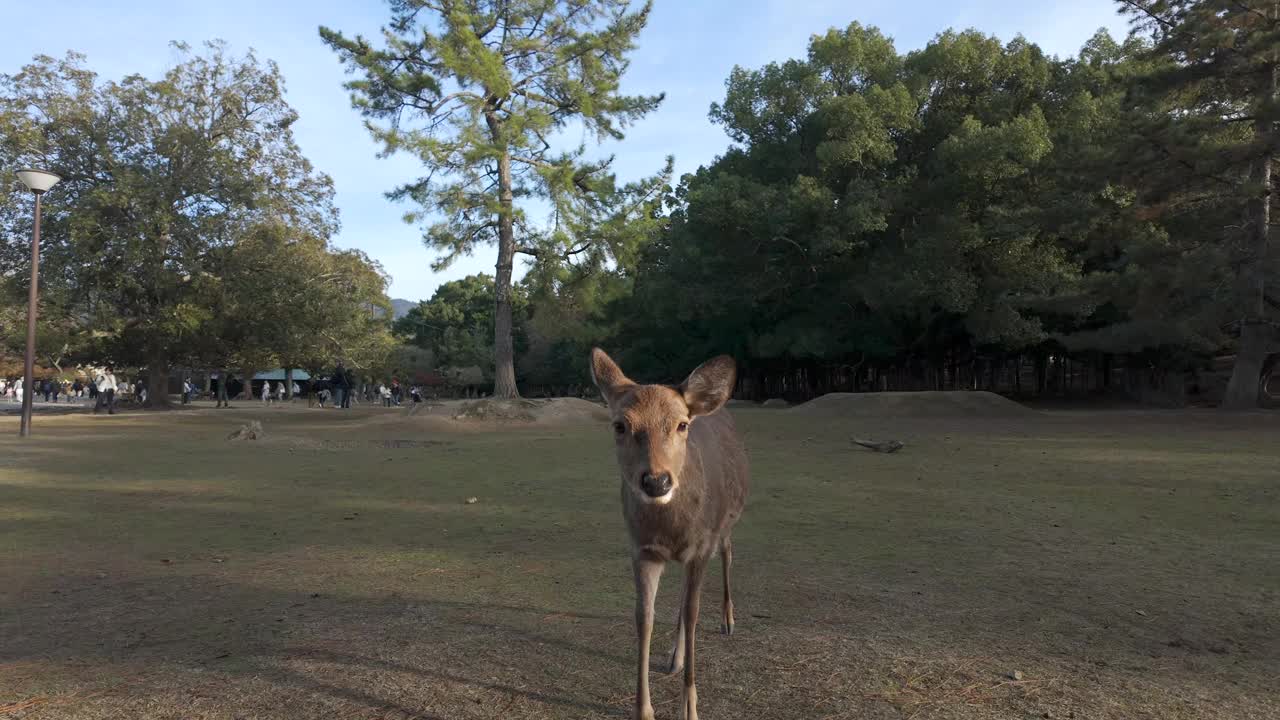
[1,401,1278,719]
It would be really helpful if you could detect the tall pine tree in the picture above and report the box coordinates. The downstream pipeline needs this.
[321,0,663,398]
[1120,0,1280,407]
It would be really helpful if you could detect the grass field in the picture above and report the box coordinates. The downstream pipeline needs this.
[2,400,1278,719]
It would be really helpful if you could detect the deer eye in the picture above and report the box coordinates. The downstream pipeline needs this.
[613,421,626,436]
[676,421,689,433]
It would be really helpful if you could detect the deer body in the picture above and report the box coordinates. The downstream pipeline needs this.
[591,349,749,720]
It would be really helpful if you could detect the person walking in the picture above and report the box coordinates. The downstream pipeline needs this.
[331,362,348,409]
[72,379,83,399]
[215,371,233,408]
[181,378,192,404]
[260,380,271,405]
[94,366,118,415]
[41,378,51,403]
[276,381,286,404]
[380,383,392,407]
[291,380,301,402]
[51,380,61,403]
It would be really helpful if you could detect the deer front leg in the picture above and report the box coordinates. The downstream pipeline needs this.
[633,555,664,720]
[666,577,687,675]
[680,557,708,720]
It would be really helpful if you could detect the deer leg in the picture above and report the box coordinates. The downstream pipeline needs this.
[720,535,735,636]
[680,557,707,720]
[633,556,664,720]
[666,577,688,675]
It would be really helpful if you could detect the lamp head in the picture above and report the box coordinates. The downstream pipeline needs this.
[16,169,61,194]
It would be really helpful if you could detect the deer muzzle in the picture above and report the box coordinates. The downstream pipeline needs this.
[639,471,674,502]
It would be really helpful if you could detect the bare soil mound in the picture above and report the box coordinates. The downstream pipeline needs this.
[451,397,610,425]
[791,391,1033,418]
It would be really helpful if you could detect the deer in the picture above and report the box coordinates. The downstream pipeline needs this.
[590,348,749,720]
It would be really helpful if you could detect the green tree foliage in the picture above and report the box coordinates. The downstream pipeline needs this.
[194,221,396,386]
[0,45,391,401]
[609,25,1092,386]
[394,274,528,375]
[0,44,336,404]
[320,0,664,398]
[585,10,1276,405]
[1116,0,1280,407]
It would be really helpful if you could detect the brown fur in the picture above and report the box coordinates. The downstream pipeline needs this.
[591,349,750,720]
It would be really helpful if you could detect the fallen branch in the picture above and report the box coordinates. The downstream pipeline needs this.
[852,437,904,453]
[0,696,49,714]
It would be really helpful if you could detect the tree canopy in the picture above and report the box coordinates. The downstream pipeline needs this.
[574,8,1275,406]
[321,0,665,397]
[1,43,393,399]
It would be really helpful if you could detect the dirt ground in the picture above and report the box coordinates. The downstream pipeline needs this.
[1,399,1277,719]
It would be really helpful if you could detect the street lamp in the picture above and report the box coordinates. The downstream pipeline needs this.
[15,168,61,438]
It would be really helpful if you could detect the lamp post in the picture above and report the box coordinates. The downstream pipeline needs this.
[15,169,61,438]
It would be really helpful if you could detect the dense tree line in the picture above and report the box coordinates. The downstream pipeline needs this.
[481,2,1275,407]
[1,43,394,405]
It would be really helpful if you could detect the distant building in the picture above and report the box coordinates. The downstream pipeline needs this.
[250,368,311,397]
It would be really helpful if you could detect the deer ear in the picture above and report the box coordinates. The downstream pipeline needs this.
[590,348,634,407]
[680,355,737,417]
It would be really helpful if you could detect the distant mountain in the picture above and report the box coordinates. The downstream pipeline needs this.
[390,298,417,320]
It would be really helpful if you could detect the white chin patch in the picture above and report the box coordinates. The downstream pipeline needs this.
[645,487,676,505]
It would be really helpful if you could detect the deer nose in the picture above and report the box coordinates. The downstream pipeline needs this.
[640,472,672,498]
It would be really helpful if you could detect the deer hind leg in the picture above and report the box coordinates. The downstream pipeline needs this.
[720,534,735,636]
[680,557,707,720]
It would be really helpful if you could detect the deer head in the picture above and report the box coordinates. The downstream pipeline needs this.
[590,348,737,505]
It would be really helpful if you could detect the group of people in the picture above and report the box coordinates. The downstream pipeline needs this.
[377,379,426,406]
[260,380,302,405]
[2,362,427,411]
[0,367,155,415]
[0,374,117,404]
[321,362,356,408]
[378,379,404,407]
[309,362,424,409]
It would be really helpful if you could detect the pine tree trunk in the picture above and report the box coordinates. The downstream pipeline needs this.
[146,345,171,408]
[1224,54,1276,409]
[1224,322,1270,408]
[487,113,520,399]
[285,368,294,400]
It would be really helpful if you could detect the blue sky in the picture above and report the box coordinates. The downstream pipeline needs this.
[2,0,1129,302]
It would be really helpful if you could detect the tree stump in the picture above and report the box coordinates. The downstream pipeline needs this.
[226,420,264,441]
